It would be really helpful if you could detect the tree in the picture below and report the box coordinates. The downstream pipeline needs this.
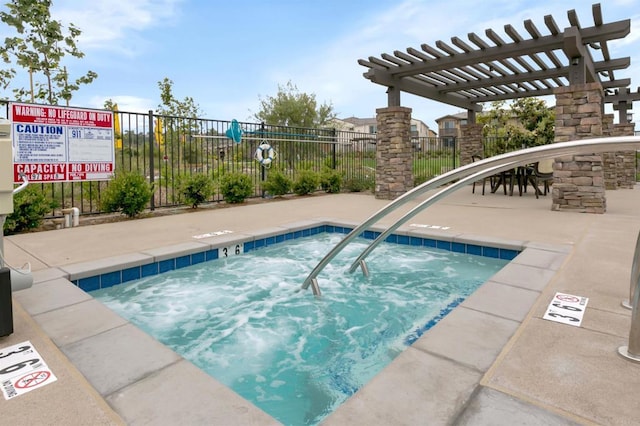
[155,77,202,118]
[0,0,97,104]
[254,81,335,128]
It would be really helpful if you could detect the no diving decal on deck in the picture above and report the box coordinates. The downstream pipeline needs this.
[543,292,589,327]
[0,341,57,400]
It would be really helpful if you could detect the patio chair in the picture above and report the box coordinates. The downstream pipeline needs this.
[527,159,554,198]
[471,154,491,195]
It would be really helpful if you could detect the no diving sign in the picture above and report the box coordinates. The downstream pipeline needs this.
[0,341,57,400]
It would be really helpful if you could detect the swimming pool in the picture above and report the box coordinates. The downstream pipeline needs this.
[91,231,509,425]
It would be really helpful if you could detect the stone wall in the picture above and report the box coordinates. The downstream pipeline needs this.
[552,83,606,213]
[602,114,617,190]
[375,106,413,200]
[612,123,636,189]
[460,123,483,166]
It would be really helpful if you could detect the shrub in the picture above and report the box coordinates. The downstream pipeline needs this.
[344,176,375,192]
[3,186,56,235]
[101,172,153,217]
[180,173,214,208]
[293,170,319,195]
[220,172,253,203]
[319,169,343,193]
[262,170,293,197]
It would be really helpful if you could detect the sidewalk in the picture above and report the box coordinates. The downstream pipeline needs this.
[1,188,639,425]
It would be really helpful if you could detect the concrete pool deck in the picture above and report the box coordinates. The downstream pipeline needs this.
[2,187,640,425]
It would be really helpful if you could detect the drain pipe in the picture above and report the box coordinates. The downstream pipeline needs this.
[61,207,80,228]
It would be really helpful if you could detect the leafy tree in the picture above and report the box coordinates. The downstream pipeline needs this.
[155,77,202,118]
[254,81,335,128]
[0,0,97,104]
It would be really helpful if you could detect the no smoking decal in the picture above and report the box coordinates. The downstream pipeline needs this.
[543,292,589,327]
[0,341,57,400]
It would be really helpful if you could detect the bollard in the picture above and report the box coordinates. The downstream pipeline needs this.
[622,231,640,309]
[0,267,13,337]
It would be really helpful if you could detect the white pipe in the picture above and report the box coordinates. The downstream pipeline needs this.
[71,207,79,227]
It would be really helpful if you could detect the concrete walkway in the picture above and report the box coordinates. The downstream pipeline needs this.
[1,187,640,425]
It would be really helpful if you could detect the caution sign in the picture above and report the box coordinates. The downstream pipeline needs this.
[543,292,589,327]
[10,102,115,183]
[0,341,57,400]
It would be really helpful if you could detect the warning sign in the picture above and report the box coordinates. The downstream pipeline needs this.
[10,102,115,183]
[0,341,57,400]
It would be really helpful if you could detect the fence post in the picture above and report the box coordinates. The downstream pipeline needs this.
[260,122,266,198]
[331,128,337,169]
[148,110,155,211]
[452,136,457,169]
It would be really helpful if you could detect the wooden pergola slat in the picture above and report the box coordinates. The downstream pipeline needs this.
[358,3,632,114]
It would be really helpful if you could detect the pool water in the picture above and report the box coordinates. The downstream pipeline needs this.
[91,233,508,425]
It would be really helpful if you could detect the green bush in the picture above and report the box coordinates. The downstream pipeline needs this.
[344,176,375,192]
[180,173,214,208]
[320,169,343,193]
[3,186,56,235]
[101,172,153,217]
[262,170,293,197]
[220,172,253,203]
[293,170,319,195]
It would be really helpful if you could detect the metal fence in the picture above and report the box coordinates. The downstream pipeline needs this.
[3,103,458,217]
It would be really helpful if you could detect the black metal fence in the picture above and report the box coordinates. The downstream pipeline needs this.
[3,103,458,217]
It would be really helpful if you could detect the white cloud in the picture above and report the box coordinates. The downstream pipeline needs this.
[52,0,184,56]
[87,94,155,113]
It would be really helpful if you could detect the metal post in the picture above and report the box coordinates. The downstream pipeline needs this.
[148,110,155,211]
[0,267,13,337]
[622,231,640,309]
[619,230,640,362]
[260,122,266,198]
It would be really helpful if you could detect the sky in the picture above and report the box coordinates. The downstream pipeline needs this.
[2,0,640,130]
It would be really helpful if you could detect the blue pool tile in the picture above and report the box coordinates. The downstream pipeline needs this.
[275,234,285,243]
[397,235,410,245]
[302,228,310,237]
[325,225,335,233]
[483,246,500,258]
[122,266,141,282]
[451,242,466,253]
[294,230,303,239]
[362,230,376,240]
[423,239,437,248]
[100,271,121,288]
[176,255,191,269]
[410,237,423,246]
[191,252,206,265]
[309,227,320,235]
[254,239,265,249]
[499,249,519,260]
[244,241,255,252]
[206,249,218,261]
[265,236,276,246]
[141,262,159,277]
[385,234,398,243]
[466,244,482,256]
[436,240,452,251]
[78,276,100,292]
[159,259,175,273]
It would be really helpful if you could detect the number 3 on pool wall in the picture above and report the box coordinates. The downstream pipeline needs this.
[222,244,243,257]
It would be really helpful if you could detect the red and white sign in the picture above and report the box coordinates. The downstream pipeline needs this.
[0,340,57,400]
[10,102,115,182]
[543,292,589,327]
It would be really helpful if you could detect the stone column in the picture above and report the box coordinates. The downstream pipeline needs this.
[613,123,636,189]
[601,114,617,189]
[375,106,413,200]
[460,123,483,166]
[552,83,606,213]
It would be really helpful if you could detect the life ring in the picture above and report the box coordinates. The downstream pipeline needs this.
[255,142,275,166]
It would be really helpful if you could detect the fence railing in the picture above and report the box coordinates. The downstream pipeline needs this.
[3,103,458,217]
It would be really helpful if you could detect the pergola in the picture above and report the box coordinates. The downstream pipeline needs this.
[358,3,639,123]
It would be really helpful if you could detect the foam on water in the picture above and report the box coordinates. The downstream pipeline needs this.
[92,233,508,425]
